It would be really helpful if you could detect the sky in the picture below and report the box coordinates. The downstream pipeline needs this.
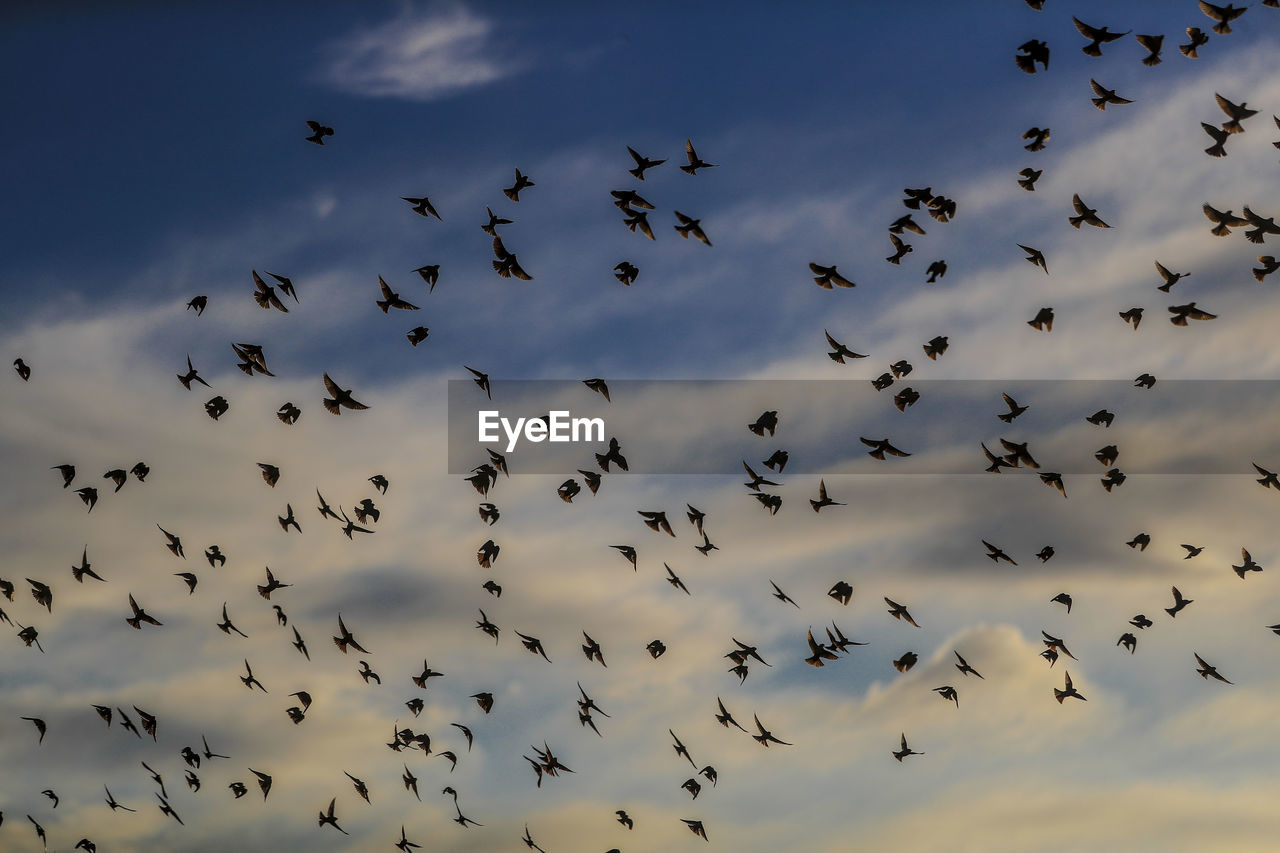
[3,1,1280,851]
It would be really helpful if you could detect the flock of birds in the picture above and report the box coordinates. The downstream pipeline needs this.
[5,2,1280,850]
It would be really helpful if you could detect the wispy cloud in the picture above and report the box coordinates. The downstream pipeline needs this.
[318,5,515,101]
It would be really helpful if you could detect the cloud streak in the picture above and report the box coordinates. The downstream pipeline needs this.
[318,5,515,102]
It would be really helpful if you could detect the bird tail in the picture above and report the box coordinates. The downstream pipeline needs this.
[1014,56,1036,74]
[1053,689,1067,703]
[1213,22,1232,35]
[1092,97,1107,110]
[323,399,341,415]
[1179,44,1198,58]
[1143,54,1162,67]
[1082,43,1103,57]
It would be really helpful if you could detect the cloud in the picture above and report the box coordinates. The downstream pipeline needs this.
[318,5,515,101]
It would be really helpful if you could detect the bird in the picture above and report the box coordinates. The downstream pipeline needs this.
[925,260,947,282]
[596,437,629,471]
[21,716,46,743]
[770,580,800,608]
[1069,194,1110,228]
[276,401,301,424]
[886,233,913,264]
[810,263,856,289]
[322,373,369,414]
[954,650,984,679]
[893,733,923,761]
[104,786,135,812]
[74,485,99,511]
[997,393,1029,423]
[1018,244,1048,273]
[752,714,792,746]
[1203,121,1231,157]
[1167,587,1194,617]
[1086,409,1115,427]
[885,597,921,627]
[622,206,655,240]
[805,628,840,667]
[1015,39,1049,73]
[1194,652,1232,683]
[1054,671,1086,703]
[809,479,844,512]
[503,168,534,201]
[894,652,918,673]
[186,294,207,314]
[376,276,420,312]
[71,547,104,583]
[395,826,421,852]
[1051,592,1073,613]
[268,272,298,303]
[1254,462,1280,489]
[1023,127,1050,151]
[481,206,512,236]
[682,818,709,841]
[626,146,666,179]
[1181,544,1205,559]
[983,540,1017,565]
[1074,17,1131,56]
[1243,207,1280,244]
[13,358,31,381]
[251,270,288,312]
[1203,203,1249,236]
[1200,2,1248,34]
[1017,167,1042,191]
[1169,302,1218,325]
[1136,33,1164,65]
[317,798,348,834]
[1134,373,1156,389]
[639,510,674,535]
[1128,533,1152,551]
[240,659,267,692]
[1028,307,1054,331]
[860,436,911,460]
[933,685,959,707]
[304,120,334,144]
[1118,633,1138,653]
[674,210,711,245]
[616,810,634,829]
[332,613,369,654]
[1181,26,1211,57]
[177,354,211,389]
[492,234,534,279]
[1233,548,1263,579]
[1090,79,1133,110]
[173,572,197,593]
[682,138,717,174]
[472,692,494,713]
[402,195,442,220]
[613,261,639,285]
[126,594,162,629]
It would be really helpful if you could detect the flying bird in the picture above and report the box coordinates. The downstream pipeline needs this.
[1074,17,1131,56]
[322,373,368,414]
[1090,79,1133,110]
[402,195,442,220]
[1135,33,1164,65]
[682,139,717,174]
[626,146,665,179]
[503,168,534,201]
[1181,26,1211,57]
[1200,2,1248,34]
[305,120,333,144]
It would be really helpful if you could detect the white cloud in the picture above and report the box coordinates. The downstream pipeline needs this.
[318,5,514,101]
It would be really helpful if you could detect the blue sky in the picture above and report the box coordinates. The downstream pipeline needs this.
[4,2,1280,852]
